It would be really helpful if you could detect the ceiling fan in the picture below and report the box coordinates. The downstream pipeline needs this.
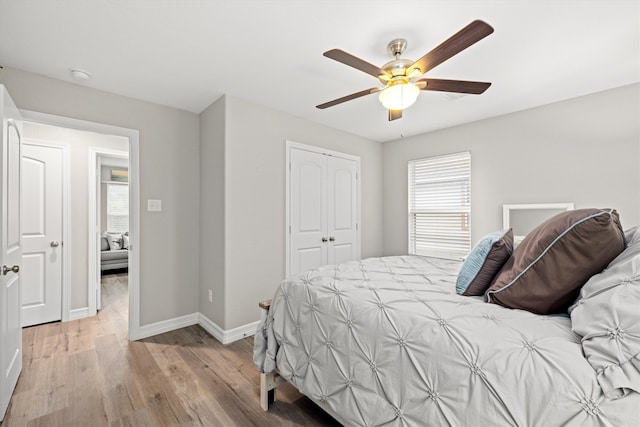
[316,20,494,121]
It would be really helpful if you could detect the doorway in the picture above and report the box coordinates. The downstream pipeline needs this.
[20,110,141,340]
[92,150,129,311]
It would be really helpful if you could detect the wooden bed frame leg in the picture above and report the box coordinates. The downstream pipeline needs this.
[260,371,285,411]
[258,299,284,411]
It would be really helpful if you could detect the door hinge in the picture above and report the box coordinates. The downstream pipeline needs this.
[289,162,291,171]
[289,225,291,234]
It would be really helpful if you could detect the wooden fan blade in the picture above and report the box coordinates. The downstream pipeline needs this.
[324,49,389,78]
[388,109,403,121]
[316,88,379,109]
[417,78,491,94]
[408,20,494,75]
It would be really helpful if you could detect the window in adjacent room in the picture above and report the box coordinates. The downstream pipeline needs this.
[408,151,471,259]
[107,183,129,233]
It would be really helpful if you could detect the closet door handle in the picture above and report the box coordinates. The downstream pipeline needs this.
[51,241,60,247]
[321,237,328,242]
[2,265,19,275]
[329,236,335,242]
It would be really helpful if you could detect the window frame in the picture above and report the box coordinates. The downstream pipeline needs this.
[106,182,129,234]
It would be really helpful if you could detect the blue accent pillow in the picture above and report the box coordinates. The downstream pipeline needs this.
[456,229,513,296]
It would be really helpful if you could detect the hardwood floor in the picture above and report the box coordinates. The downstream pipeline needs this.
[2,272,339,426]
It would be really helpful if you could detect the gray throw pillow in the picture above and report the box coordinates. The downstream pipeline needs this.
[100,236,110,251]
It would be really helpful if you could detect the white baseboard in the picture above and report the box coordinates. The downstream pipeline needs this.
[78,309,257,344]
[69,307,90,321]
[198,313,259,344]
[132,312,199,341]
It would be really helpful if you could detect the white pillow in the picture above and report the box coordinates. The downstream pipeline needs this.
[106,233,123,250]
[122,235,129,249]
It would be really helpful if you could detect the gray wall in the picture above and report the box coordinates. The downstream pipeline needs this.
[6,66,637,335]
[23,122,128,310]
[1,67,201,325]
[201,95,384,330]
[383,84,640,256]
[199,96,226,325]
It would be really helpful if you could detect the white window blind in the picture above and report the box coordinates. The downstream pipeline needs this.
[107,183,129,233]
[408,151,471,259]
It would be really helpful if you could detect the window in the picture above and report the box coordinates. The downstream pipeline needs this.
[107,183,129,233]
[408,151,471,259]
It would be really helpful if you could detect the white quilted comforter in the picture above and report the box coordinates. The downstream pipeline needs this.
[254,256,639,426]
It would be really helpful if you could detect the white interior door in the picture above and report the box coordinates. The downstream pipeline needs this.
[289,148,327,276]
[21,142,63,327]
[327,156,358,265]
[0,86,23,421]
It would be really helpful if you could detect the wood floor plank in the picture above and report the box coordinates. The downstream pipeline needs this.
[101,383,137,423]
[157,358,234,427]
[174,344,259,426]
[26,353,69,417]
[125,341,194,426]
[108,408,155,427]
[1,271,339,427]
[64,316,97,354]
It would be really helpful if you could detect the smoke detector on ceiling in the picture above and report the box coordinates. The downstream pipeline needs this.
[70,68,91,81]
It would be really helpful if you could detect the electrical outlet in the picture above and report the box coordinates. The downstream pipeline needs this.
[208,289,213,303]
[147,199,162,212]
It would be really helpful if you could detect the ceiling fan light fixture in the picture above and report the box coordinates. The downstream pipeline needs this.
[378,82,419,110]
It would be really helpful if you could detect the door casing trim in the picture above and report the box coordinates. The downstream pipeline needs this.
[19,109,140,341]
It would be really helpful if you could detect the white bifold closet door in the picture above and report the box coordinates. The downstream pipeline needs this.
[289,147,358,276]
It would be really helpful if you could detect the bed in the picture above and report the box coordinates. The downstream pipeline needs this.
[254,211,640,426]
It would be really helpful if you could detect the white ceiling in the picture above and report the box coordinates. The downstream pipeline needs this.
[1,1,638,142]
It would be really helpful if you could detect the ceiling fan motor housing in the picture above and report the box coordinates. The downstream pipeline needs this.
[380,58,413,81]
[379,39,414,82]
[387,38,407,57]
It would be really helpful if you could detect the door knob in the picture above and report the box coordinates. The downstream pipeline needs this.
[329,236,335,242]
[50,241,60,247]
[2,265,19,275]
[321,237,328,242]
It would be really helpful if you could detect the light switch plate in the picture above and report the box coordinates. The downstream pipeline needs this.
[147,199,162,212]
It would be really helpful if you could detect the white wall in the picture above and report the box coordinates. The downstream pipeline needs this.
[23,122,129,310]
[200,95,384,330]
[1,67,200,326]
[383,84,640,256]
